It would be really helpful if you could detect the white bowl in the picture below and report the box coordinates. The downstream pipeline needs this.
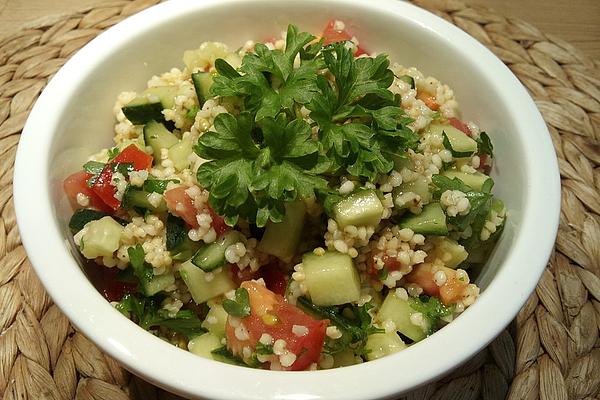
[13,0,560,399]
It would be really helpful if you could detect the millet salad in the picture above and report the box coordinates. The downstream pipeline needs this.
[63,20,506,371]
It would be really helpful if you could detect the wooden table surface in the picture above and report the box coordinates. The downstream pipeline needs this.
[0,0,598,60]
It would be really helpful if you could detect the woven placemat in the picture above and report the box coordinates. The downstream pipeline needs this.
[0,0,598,399]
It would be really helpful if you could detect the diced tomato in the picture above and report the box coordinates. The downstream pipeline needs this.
[404,263,469,305]
[91,166,121,210]
[84,260,137,302]
[207,206,229,235]
[226,281,328,371]
[367,254,401,280]
[164,186,199,227]
[416,91,440,111]
[63,170,112,212]
[259,263,288,296]
[448,117,470,136]
[321,19,368,55]
[229,264,259,286]
[112,144,153,170]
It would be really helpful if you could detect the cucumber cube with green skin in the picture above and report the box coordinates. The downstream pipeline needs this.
[201,303,229,338]
[188,332,222,359]
[334,190,384,228]
[302,251,361,306]
[122,86,179,125]
[192,72,214,105]
[365,332,407,361]
[144,120,179,159]
[377,292,429,342]
[143,273,175,296]
[428,123,477,157]
[168,137,194,171]
[398,202,448,235]
[179,260,236,304]
[428,237,468,268]
[442,170,491,192]
[394,175,432,207]
[79,216,124,259]
[258,201,306,263]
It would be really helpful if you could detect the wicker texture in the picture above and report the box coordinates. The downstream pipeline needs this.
[0,0,598,399]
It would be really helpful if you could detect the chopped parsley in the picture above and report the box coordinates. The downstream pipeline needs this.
[222,287,251,317]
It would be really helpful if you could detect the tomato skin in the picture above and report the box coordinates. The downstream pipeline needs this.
[448,117,470,136]
[226,281,328,371]
[63,171,112,212]
[112,144,153,170]
[321,19,368,55]
[85,260,137,302]
[260,263,288,296]
[367,254,401,280]
[91,166,121,210]
[405,263,469,305]
[164,186,199,227]
[229,264,259,287]
[207,206,229,235]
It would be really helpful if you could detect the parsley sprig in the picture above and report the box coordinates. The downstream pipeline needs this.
[196,24,417,226]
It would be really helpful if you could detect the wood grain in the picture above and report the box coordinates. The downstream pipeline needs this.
[0,0,598,59]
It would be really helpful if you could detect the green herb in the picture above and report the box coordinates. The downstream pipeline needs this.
[83,161,105,175]
[143,179,180,194]
[107,147,120,161]
[408,295,454,335]
[431,174,494,237]
[165,214,187,251]
[195,112,327,226]
[210,346,261,367]
[186,105,199,120]
[255,342,274,355]
[211,24,324,121]
[297,297,383,356]
[116,293,205,339]
[68,209,109,233]
[222,288,251,317]
[111,162,135,177]
[127,245,155,294]
[476,132,494,158]
[397,74,415,89]
[307,42,418,180]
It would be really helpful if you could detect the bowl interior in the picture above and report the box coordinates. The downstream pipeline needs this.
[15,0,559,399]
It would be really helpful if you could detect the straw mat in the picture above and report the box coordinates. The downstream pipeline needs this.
[0,0,598,399]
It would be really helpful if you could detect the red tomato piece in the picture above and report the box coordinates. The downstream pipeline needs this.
[226,281,328,371]
[416,91,440,111]
[84,260,137,302]
[229,264,259,287]
[63,170,112,212]
[112,144,153,170]
[207,206,229,235]
[448,117,471,136]
[404,263,469,305]
[259,263,288,296]
[367,254,402,280]
[91,166,121,210]
[321,19,368,55]
[164,186,199,227]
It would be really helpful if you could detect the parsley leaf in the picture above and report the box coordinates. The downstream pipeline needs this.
[476,132,494,158]
[127,245,155,294]
[116,293,205,339]
[408,295,454,335]
[83,161,105,175]
[223,288,251,317]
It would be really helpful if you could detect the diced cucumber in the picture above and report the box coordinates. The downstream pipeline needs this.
[179,260,236,304]
[168,137,194,171]
[69,209,110,233]
[144,120,179,158]
[394,175,431,206]
[302,251,361,306]
[121,187,167,213]
[144,86,178,109]
[143,272,175,296]
[442,170,491,192]
[427,237,468,268]
[398,75,415,89]
[201,302,228,338]
[428,123,477,157]
[334,190,384,228]
[258,201,305,262]
[377,292,429,342]
[192,72,214,105]
[191,231,244,272]
[398,202,448,235]
[188,332,222,359]
[333,350,362,367]
[122,86,179,125]
[365,332,407,361]
[79,216,124,259]
[122,101,164,125]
